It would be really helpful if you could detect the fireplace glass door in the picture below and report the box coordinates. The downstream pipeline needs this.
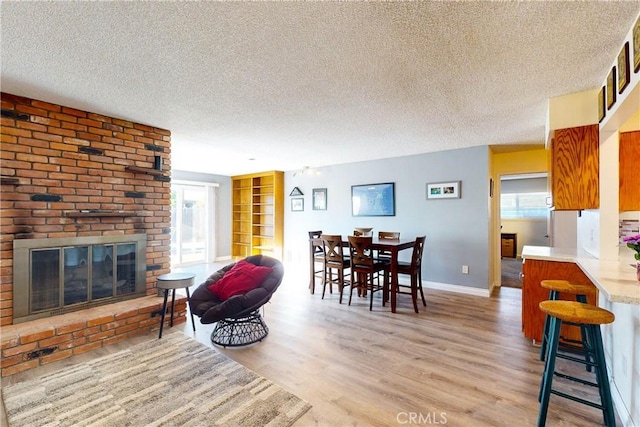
[14,234,147,323]
[31,249,60,312]
[31,244,137,312]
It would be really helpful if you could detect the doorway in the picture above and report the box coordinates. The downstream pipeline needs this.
[499,173,549,288]
[171,182,217,267]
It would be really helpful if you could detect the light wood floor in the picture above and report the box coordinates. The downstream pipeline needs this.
[1,263,617,426]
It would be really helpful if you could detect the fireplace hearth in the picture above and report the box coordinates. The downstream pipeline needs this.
[13,234,147,323]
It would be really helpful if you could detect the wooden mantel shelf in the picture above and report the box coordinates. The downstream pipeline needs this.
[125,166,165,176]
[66,211,136,218]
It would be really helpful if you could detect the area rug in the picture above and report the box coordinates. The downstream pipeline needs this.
[2,332,311,427]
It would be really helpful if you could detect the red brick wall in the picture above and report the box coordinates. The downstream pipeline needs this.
[0,92,172,326]
[0,296,187,377]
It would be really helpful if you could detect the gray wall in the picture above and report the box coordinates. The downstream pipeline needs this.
[172,170,232,260]
[284,146,491,290]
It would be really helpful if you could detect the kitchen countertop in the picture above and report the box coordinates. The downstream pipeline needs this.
[522,246,640,305]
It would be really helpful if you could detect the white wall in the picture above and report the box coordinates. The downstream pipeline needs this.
[284,146,491,292]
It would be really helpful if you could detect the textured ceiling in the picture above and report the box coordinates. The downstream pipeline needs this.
[2,2,638,176]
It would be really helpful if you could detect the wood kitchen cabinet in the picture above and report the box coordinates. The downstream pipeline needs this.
[619,130,640,211]
[231,171,284,260]
[522,258,598,343]
[550,124,599,210]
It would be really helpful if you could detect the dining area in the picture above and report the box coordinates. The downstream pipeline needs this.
[308,229,426,314]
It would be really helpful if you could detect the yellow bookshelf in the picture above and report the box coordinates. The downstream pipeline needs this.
[231,171,284,260]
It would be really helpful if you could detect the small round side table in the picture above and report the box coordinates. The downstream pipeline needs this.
[157,272,196,339]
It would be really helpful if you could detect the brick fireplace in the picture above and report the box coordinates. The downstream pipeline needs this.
[0,93,186,376]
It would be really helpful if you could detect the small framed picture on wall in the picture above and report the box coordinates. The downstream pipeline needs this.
[598,86,606,123]
[291,198,304,212]
[312,188,327,210]
[426,181,461,199]
[634,16,640,72]
[618,42,630,94]
[606,66,616,110]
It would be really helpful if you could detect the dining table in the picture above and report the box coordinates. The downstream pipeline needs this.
[309,236,416,313]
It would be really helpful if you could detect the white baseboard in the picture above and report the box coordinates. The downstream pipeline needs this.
[422,280,491,298]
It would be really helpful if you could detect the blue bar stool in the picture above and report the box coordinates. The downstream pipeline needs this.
[537,300,615,427]
[539,280,596,365]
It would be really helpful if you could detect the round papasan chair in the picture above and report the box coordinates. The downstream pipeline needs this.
[189,255,284,347]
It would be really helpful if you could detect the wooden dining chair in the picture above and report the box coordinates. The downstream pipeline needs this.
[377,231,400,259]
[320,234,350,303]
[347,235,389,311]
[353,228,373,237]
[395,236,426,313]
[375,231,400,284]
[308,230,324,294]
[378,231,400,240]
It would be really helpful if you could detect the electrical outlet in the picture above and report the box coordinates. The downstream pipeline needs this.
[462,265,469,274]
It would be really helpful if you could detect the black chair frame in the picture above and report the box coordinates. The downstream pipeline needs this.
[210,309,270,347]
[189,255,284,348]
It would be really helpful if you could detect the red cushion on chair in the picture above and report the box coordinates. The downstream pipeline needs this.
[207,260,273,301]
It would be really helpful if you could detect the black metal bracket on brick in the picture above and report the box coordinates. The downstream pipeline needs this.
[26,347,58,360]
[1,109,29,121]
[0,176,20,185]
[78,147,105,155]
[150,306,171,318]
[124,191,145,198]
[145,144,164,153]
[31,194,62,202]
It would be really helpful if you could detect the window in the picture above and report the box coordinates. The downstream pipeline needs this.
[501,192,549,219]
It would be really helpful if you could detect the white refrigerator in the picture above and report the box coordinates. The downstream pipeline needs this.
[547,210,578,249]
